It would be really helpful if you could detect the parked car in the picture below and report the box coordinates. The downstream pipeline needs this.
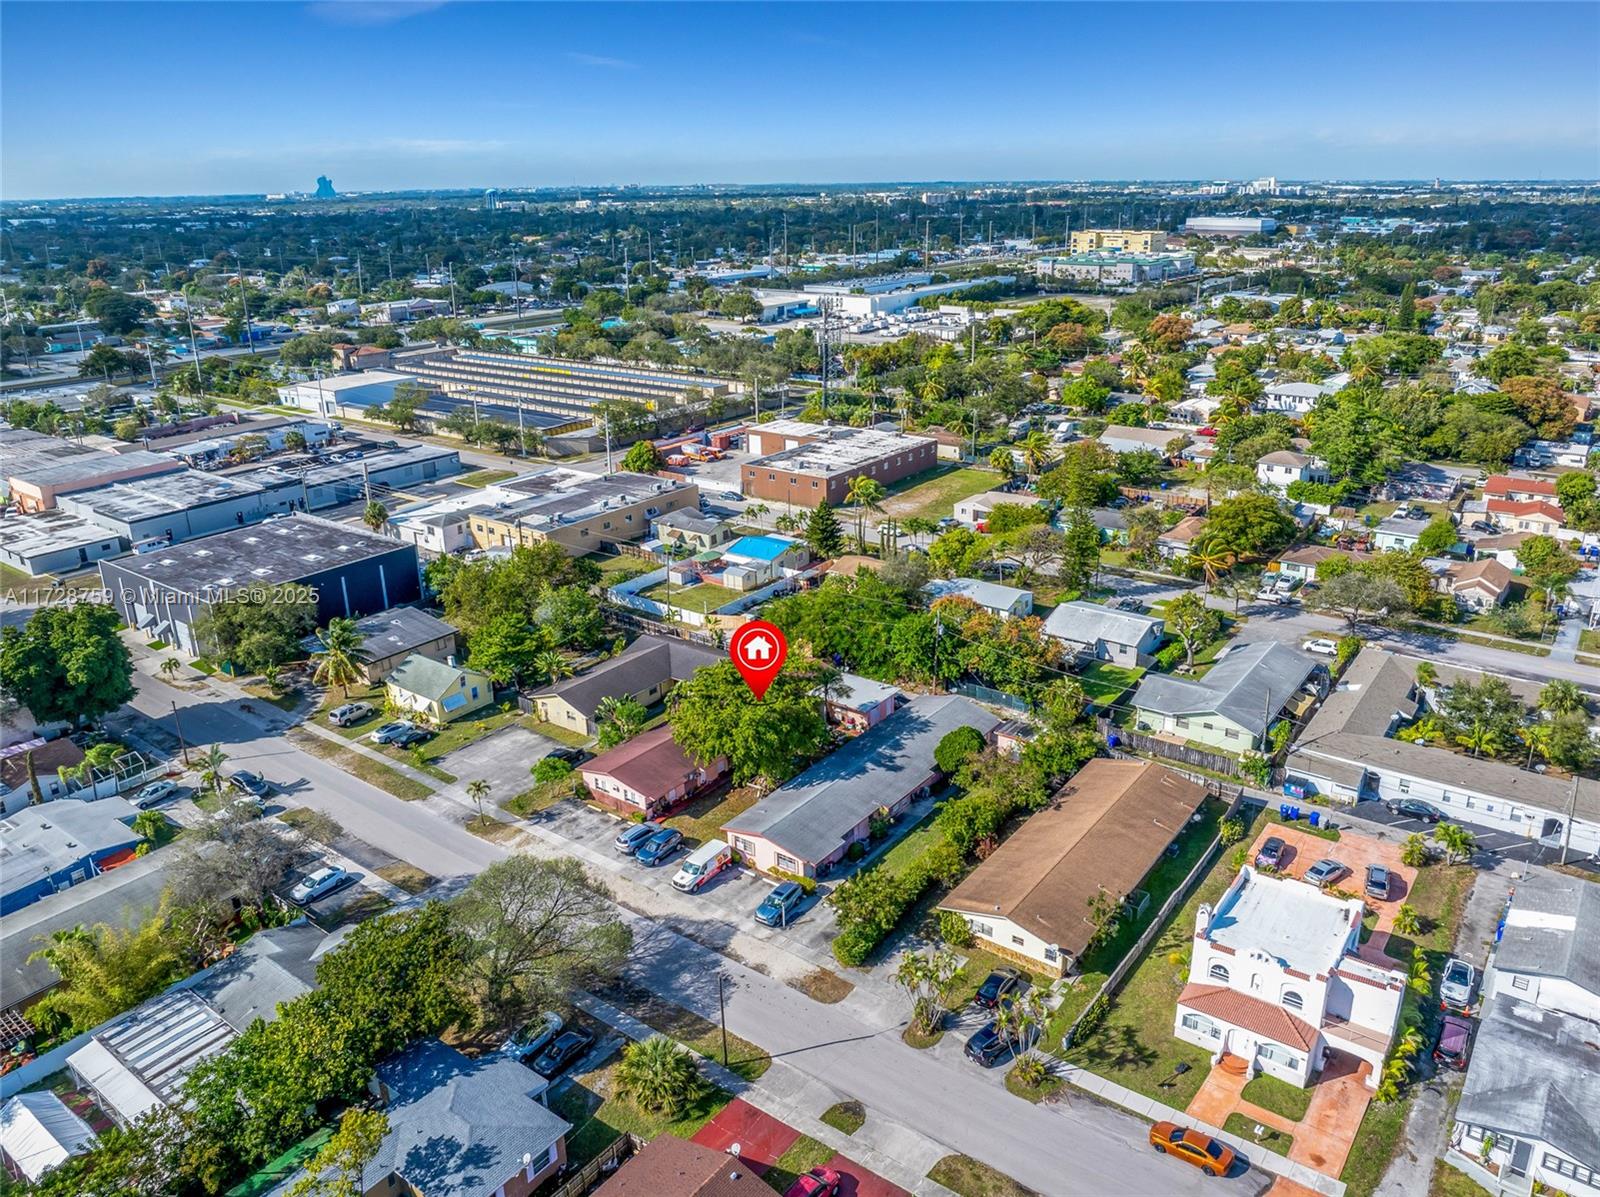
[530,1029,596,1078]
[1441,958,1478,1011]
[229,770,271,798]
[974,968,1023,1010]
[672,839,733,893]
[614,821,663,856]
[369,720,418,745]
[1433,1014,1475,1070]
[389,726,433,749]
[1302,638,1338,657]
[1303,858,1348,887]
[133,779,178,808]
[1149,1122,1236,1178]
[785,1168,842,1197]
[501,1011,565,1063]
[720,491,744,501]
[1256,591,1293,605]
[1470,520,1496,533]
[963,1018,1014,1068]
[290,865,350,905]
[1365,863,1392,900]
[329,701,374,727]
[1255,836,1287,870]
[545,746,587,766]
[636,828,684,867]
[755,881,806,927]
[1386,798,1444,823]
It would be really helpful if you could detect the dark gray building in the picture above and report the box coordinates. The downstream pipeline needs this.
[98,514,421,657]
[57,469,302,548]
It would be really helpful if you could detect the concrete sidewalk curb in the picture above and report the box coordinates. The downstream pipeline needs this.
[575,991,959,1197]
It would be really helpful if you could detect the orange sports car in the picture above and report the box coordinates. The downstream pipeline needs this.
[1149,1121,1237,1177]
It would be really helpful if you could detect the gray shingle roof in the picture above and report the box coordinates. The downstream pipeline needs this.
[1132,641,1316,737]
[364,1039,569,1195]
[190,922,326,1032]
[723,695,1001,863]
[1456,997,1600,1166]
[534,635,721,721]
[1492,873,1600,998]
[1042,600,1163,651]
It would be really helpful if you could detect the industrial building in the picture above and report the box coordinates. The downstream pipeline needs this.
[0,431,185,513]
[245,444,462,511]
[56,469,302,549]
[741,421,937,508]
[1182,216,1278,237]
[1035,252,1195,284]
[388,466,698,556]
[753,274,1017,323]
[98,514,422,658]
[0,508,127,577]
[277,371,416,418]
[1069,229,1168,254]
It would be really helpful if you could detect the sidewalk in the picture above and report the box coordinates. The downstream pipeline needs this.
[576,991,958,1197]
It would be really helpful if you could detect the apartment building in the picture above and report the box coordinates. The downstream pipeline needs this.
[1069,229,1169,254]
[741,423,936,508]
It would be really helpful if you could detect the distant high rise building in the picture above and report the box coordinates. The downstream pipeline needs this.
[314,175,337,200]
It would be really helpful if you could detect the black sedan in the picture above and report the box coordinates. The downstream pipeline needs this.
[973,968,1023,1010]
[390,726,434,749]
[964,1005,1017,1068]
[1386,798,1444,823]
[545,746,587,766]
[530,1029,596,1077]
[229,770,272,798]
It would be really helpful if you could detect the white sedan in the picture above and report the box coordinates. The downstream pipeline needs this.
[133,779,179,808]
[290,865,350,905]
[1302,638,1339,657]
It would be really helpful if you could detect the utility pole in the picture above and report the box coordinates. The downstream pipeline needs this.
[1561,774,1579,864]
[171,701,190,766]
[604,411,614,473]
[718,975,730,1065]
[233,252,251,348]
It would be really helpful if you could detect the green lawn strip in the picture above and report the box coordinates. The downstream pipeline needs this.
[1579,628,1600,655]
[765,1135,837,1194]
[902,1024,944,1049]
[528,719,593,748]
[598,980,770,1082]
[591,552,657,580]
[1004,1062,1063,1104]
[639,581,743,615]
[927,1154,1040,1197]
[819,1101,865,1136]
[551,1059,732,1171]
[465,814,524,843]
[1077,661,1145,707]
[374,862,436,895]
[1222,1112,1293,1157]
[662,785,761,846]
[1045,799,1227,1046]
[455,467,518,488]
[875,810,945,879]
[506,779,584,818]
[1382,863,1475,961]
[1058,807,1267,1109]
[325,889,393,928]
[1339,1090,1411,1197]
[878,465,1001,521]
[287,729,434,801]
[1427,1160,1489,1197]
[1240,1073,1313,1121]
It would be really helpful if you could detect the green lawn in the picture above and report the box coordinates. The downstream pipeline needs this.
[590,553,657,583]
[875,809,945,879]
[1223,1112,1294,1157]
[528,719,593,748]
[1045,799,1230,1041]
[946,945,1056,1009]
[927,1155,1039,1197]
[455,467,518,488]
[1058,806,1265,1110]
[881,465,1002,522]
[1077,661,1145,708]
[506,777,584,817]
[662,785,761,846]
[1428,1161,1489,1197]
[640,581,742,615]
[1580,628,1600,656]
[551,1058,732,1172]
[820,1101,865,1136]
[1382,863,1475,961]
[1241,1073,1313,1121]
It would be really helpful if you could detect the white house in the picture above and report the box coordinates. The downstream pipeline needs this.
[924,577,1033,620]
[1255,451,1329,492]
[954,491,1042,528]
[1042,600,1164,667]
[1259,380,1338,414]
[1175,866,1406,1088]
[1481,872,1600,1023]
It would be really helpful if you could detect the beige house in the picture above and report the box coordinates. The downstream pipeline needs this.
[652,509,735,554]
[1440,558,1515,612]
[529,635,720,736]
[384,654,493,724]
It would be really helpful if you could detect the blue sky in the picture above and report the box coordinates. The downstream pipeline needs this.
[3,1,1596,198]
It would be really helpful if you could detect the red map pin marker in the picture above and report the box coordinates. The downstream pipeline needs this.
[729,620,788,701]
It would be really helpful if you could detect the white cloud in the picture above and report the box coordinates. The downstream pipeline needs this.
[305,1,449,28]
[565,51,636,70]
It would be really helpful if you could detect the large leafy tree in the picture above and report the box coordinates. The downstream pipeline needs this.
[1164,591,1222,667]
[466,612,548,685]
[1193,492,1296,563]
[0,602,135,723]
[451,855,631,1034]
[433,543,600,642]
[804,499,846,558]
[26,919,182,1037]
[669,659,832,789]
[286,1109,390,1197]
[192,584,318,674]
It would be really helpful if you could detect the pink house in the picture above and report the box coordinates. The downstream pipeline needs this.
[580,725,728,819]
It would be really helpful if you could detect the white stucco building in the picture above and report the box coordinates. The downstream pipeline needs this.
[1175,866,1406,1088]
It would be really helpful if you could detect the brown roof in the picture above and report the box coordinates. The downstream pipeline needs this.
[1278,544,1368,568]
[939,760,1208,961]
[1473,531,1530,552]
[580,724,716,804]
[1177,983,1318,1052]
[1447,558,1514,595]
[1161,516,1207,544]
[0,738,85,793]
[1486,498,1565,523]
[593,1135,774,1197]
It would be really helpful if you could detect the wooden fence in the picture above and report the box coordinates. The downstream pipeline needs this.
[1097,719,1245,780]
[546,1133,642,1197]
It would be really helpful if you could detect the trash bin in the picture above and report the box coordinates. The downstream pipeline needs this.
[1309,811,1321,829]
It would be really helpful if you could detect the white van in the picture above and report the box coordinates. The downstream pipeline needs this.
[671,839,733,893]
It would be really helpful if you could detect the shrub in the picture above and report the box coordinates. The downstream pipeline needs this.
[1335,635,1365,672]
[832,925,878,967]
[1011,1054,1051,1088]
[934,725,987,775]
[1154,642,1186,671]
[1400,833,1430,868]
[531,756,574,784]
[1239,751,1270,787]
[1218,816,1245,847]
[846,841,867,862]
[614,1035,708,1116]
[772,869,817,896]
[937,910,975,948]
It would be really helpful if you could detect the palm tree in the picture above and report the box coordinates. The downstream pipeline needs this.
[1190,546,1233,593]
[1016,431,1057,477]
[131,809,167,842]
[362,500,389,532]
[844,476,887,549]
[1391,904,1422,937]
[1539,679,1585,717]
[1458,719,1507,760]
[902,516,938,548]
[614,1035,707,1116]
[989,445,1017,480]
[159,657,182,683]
[774,512,801,534]
[1434,822,1477,864]
[312,617,366,699]
[746,502,771,528]
[536,650,571,683]
[466,778,492,826]
[198,744,229,795]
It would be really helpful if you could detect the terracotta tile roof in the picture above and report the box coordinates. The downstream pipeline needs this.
[581,724,712,804]
[1486,498,1565,522]
[1485,474,1557,500]
[1177,982,1318,1052]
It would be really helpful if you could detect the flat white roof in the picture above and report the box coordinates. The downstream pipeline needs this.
[1206,868,1360,976]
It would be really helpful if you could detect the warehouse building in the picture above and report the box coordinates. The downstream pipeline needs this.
[1182,216,1278,237]
[98,514,422,658]
[245,445,462,511]
[0,431,184,513]
[0,508,126,577]
[57,469,302,549]
[1035,252,1196,284]
[742,423,936,508]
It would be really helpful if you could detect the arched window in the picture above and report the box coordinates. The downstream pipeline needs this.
[1283,990,1304,1011]
[1209,962,1230,983]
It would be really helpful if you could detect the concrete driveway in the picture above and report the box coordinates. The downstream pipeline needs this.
[434,724,562,794]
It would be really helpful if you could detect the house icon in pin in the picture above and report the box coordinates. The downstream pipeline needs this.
[744,634,775,663]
